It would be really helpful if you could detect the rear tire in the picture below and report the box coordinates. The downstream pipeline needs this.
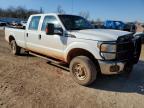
[70,56,97,86]
[10,40,21,55]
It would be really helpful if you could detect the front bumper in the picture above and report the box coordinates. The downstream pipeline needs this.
[99,36,142,63]
[98,35,142,75]
[98,60,125,75]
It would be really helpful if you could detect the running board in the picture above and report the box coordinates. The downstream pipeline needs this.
[29,52,70,71]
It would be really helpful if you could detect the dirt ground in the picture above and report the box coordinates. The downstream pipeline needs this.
[0,30,144,108]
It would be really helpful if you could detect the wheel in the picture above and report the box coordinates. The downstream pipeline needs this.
[10,40,21,55]
[70,56,97,86]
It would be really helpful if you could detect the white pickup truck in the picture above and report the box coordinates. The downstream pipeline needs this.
[5,13,142,86]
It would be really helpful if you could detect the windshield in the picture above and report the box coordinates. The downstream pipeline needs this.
[58,15,94,30]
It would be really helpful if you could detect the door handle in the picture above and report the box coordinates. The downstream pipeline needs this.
[38,34,41,40]
[26,33,28,37]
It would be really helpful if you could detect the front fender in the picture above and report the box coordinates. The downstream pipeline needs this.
[64,41,102,62]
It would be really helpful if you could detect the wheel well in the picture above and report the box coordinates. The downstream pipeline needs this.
[67,48,101,75]
[67,48,95,64]
[9,36,15,43]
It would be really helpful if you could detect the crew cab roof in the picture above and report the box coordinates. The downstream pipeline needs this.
[30,13,78,17]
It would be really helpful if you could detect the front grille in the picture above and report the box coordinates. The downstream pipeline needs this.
[116,35,134,61]
[117,34,133,43]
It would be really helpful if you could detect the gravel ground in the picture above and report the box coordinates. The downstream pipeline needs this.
[0,30,144,108]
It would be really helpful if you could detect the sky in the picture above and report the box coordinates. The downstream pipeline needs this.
[0,0,144,22]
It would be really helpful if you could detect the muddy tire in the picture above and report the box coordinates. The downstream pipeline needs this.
[10,40,21,55]
[70,56,97,86]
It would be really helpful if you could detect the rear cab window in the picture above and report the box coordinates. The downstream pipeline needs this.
[28,16,41,30]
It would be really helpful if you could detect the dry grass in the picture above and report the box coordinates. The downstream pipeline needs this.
[0,30,4,36]
[0,30,144,108]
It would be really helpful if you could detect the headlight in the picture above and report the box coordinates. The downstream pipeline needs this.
[97,42,116,60]
[102,53,116,60]
[97,42,116,52]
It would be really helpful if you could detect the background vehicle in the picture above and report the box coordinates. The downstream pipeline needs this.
[0,21,7,26]
[5,13,142,86]
[104,20,125,30]
[0,20,7,30]
[20,21,27,28]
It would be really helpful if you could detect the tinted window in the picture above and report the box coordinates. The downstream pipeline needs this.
[58,15,94,30]
[29,16,41,30]
[41,16,61,31]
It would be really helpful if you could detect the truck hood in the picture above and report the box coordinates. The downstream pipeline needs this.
[70,29,131,41]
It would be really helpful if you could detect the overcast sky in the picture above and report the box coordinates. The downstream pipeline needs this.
[0,0,144,22]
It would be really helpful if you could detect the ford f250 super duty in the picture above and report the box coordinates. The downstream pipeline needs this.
[5,13,142,86]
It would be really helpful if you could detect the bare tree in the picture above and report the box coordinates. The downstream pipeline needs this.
[95,18,103,28]
[0,6,41,19]
[56,5,65,14]
[79,11,90,20]
[40,7,44,14]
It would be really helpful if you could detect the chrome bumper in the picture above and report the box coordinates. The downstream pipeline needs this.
[98,60,125,75]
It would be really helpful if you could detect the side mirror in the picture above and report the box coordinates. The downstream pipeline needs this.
[23,26,26,29]
[46,23,54,35]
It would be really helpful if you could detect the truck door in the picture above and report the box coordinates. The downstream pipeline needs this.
[39,15,65,60]
[25,16,42,52]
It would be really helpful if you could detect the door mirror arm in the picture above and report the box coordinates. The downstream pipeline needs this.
[54,28,63,36]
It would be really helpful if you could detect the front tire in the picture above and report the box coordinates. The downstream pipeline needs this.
[10,40,21,55]
[70,56,97,86]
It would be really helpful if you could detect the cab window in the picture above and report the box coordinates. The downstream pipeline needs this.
[29,16,41,30]
[41,16,62,31]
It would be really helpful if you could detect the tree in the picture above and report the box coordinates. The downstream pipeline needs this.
[0,8,3,17]
[56,5,65,14]
[40,7,44,13]
[0,6,42,19]
[79,11,90,20]
[93,18,104,29]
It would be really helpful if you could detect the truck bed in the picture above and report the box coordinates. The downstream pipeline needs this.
[5,27,26,48]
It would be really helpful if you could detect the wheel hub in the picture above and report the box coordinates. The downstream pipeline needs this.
[73,63,87,80]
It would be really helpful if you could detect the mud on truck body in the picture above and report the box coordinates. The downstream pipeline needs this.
[5,13,142,86]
